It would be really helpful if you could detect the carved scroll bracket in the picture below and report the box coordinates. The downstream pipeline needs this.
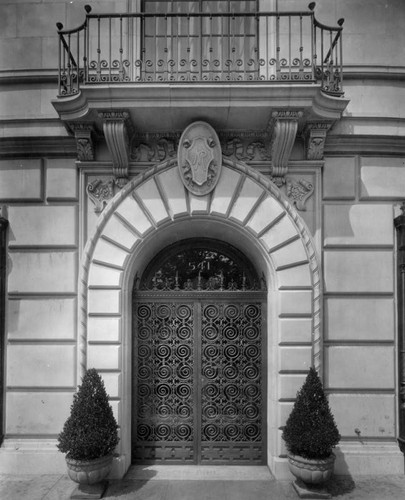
[269,110,303,186]
[99,110,135,188]
[304,122,332,160]
[67,122,96,161]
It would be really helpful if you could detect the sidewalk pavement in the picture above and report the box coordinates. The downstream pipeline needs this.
[1,466,405,500]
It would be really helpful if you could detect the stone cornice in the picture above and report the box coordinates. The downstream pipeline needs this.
[52,84,349,134]
[343,65,405,81]
[0,136,76,158]
[0,69,58,86]
[325,135,405,156]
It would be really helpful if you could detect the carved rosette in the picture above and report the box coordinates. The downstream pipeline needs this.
[178,121,222,196]
[99,110,135,187]
[269,110,303,185]
[67,122,96,161]
[86,178,114,214]
[304,122,332,160]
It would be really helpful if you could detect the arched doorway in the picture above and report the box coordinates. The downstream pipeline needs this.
[132,238,267,464]
[80,157,321,478]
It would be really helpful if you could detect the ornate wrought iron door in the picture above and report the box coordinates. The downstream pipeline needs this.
[133,301,196,462]
[132,297,265,464]
[200,302,263,463]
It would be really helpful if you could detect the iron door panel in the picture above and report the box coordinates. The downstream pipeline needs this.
[133,297,265,464]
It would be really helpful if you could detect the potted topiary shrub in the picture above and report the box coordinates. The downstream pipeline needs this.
[57,368,119,499]
[282,367,340,497]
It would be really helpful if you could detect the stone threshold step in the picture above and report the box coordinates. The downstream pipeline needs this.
[126,465,274,481]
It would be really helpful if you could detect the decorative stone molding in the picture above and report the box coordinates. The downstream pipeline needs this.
[86,178,115,214]
[269,110,303,185]
[304,122,332,160]
[67,122,96,161]
[131,133,180,162]
[99,110,135,187]
[220,131,271,162]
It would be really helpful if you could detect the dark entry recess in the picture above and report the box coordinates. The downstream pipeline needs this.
[0,214,8,445]
[132,239,267,464]
[395,205,405,454]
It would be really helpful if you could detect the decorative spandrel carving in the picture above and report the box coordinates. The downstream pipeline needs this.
[270,175,314,212]
[178,121,222,196]
[86,178,114,214]
[286,177,314,211]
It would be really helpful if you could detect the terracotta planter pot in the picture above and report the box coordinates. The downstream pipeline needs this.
[66,454,113,485]
[287,453,335,485]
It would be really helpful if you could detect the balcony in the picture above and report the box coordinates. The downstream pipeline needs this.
[56,3,344,96]
[53,3,349,177]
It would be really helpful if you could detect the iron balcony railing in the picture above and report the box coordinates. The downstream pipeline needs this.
[56,3,344,97]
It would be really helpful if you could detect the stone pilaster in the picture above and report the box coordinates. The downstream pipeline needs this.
[304,122,332,160]
[67,122,96,161]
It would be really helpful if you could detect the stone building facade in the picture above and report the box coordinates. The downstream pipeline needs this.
[0,0,404,479]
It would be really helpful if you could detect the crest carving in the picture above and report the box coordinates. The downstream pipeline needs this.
[178,121,222,196]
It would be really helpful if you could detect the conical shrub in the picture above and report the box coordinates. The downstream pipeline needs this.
[57,368,119,460]
[282,367,340,459]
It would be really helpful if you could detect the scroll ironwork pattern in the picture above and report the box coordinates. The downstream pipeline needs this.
[201,302,263,462]
[133,302,195,462]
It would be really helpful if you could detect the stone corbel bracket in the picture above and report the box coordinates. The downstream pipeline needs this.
[99,110,135,188]
[269,110,303,186]
[67,122,96,161]
[304,122,332,160]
